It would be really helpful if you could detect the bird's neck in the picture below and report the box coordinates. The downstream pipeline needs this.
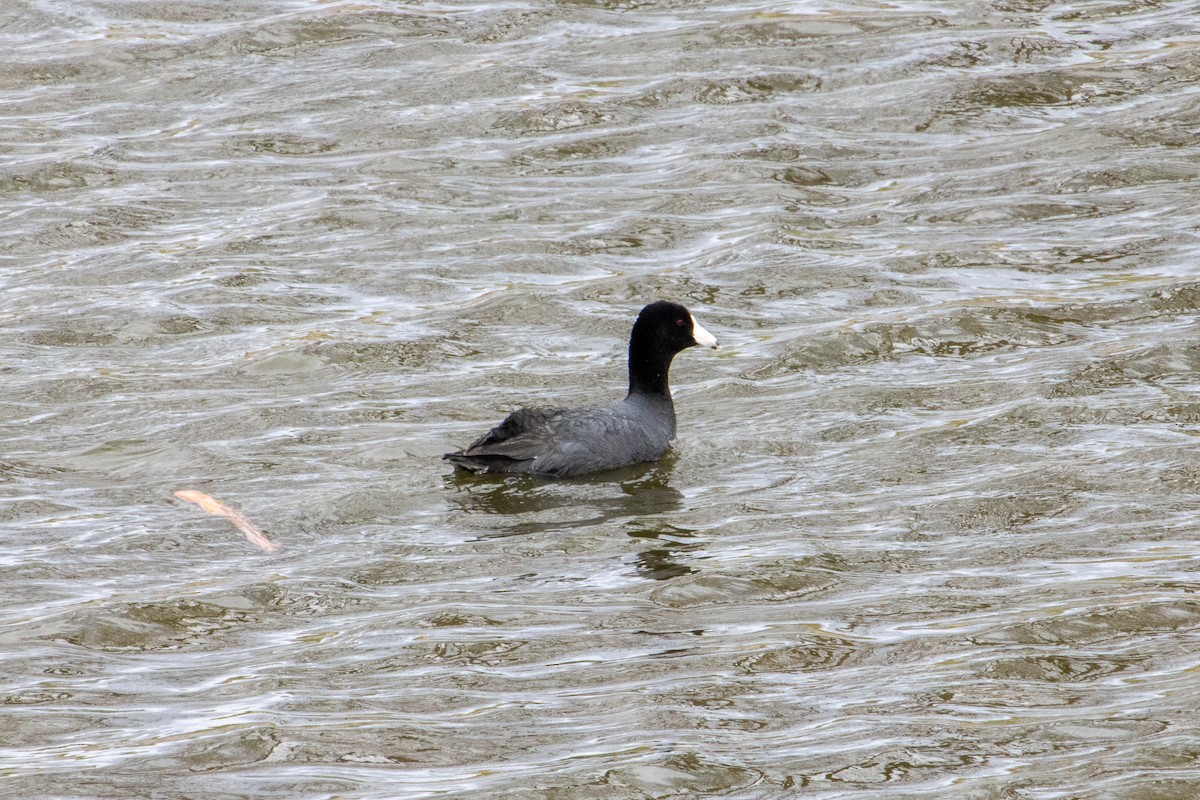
[627,342,672,398]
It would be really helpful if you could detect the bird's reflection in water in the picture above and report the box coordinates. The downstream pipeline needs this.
[627,524,700,581]
[444,452,684,538]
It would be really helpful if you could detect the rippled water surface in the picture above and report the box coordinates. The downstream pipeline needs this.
[6,1,1200,797]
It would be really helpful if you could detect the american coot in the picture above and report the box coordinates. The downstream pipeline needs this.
[444,301,719,478]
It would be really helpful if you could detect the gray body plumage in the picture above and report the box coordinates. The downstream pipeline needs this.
[446,394,676,478]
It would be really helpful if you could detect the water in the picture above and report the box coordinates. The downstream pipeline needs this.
[5,1,1200,797]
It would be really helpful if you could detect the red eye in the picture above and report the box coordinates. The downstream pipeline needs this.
[675,318,686,326]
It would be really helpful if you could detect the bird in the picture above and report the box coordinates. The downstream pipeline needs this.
[444,300,719,478]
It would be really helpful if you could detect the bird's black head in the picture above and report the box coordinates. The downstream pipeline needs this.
[627,301,718,397]
[633,300,719,354]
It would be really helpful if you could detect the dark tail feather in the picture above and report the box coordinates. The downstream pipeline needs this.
[444,451,491,473]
